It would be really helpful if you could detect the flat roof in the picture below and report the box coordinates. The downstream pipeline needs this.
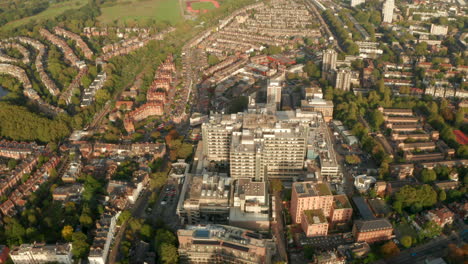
[352,196,375,220]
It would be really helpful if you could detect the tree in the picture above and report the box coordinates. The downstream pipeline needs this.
[401,235,412,248]
[380,241,400,259]
[455,109,465,127]
[345,155,361,164]
[62,225,74,241]
[207,54,219,66]
[369,109,385,130]
[271,179,283,193]
[344,40,359,55]
[8,159,17,170]
[140,224,153,241]
[438,190,447,202]
[95,89,111,104]
[158,243,178,264]
[4,218,26,245]
[79,213,93,228]
[177,143,193,159]
[447,243,468,264]
[414,42,428,56]
[303,245,315,260]
[117,210,132,225]
[419,221,442,240]
[420,169,437,183]
[72,231,89,259]
[155,229,177,249]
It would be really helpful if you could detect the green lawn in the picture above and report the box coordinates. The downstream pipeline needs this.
[98,0,183,25]
[2,0,88,30]
[397,222,418,240]
[191,2,216,10]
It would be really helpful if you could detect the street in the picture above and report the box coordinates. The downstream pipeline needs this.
[272,192,289,263]
[386,233,461,264]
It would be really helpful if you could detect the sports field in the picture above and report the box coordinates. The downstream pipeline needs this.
[191,2,217,10]
[2,0,88,30]
[98,0,183,25]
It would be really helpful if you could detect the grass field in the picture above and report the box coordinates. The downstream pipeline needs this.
[191,2,216,10]
[98,0,183,25]
[2,0,88,30]
[397,222,418,240]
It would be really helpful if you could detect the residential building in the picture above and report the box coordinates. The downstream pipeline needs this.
[88,210,121,264]
[334,69,352,91]
[10,243,72,264]
[202,114,242,163]
[177,225,276,264]
[351,0,365,7]
[52,184,84,202]
[331,195,353,227]
[390,164,414,180]
[425,207,454,227]
[266,78,282,111]
[382,0,394,23]
[314,251,346,264]
[230,130,264,180]
[301,209,329,237]
[290,182,333,224]
[430,24,448,36]
[352,219,394,243]
[203,111,309,180]
[322,49,337,73]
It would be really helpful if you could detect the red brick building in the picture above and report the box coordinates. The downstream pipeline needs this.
[331,195,353,227]
[291,182,334,224]
[116,101,134,110]
[301,209,329,237]
[352,219,394,243]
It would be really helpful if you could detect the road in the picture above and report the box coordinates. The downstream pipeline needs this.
[328,125,354,195]
[272,192,288,263]
[304,0,344,53]
[386,233,460,264]
[108,189,151,264]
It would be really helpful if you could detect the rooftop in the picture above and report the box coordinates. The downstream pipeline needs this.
[294,182,332,197]
[334,194,352,209]
[303,209,327,225]
[354,219,393,232]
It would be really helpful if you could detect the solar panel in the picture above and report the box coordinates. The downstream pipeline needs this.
[193,240,220,245]
[222,242,249,252]
[245,232,261,239]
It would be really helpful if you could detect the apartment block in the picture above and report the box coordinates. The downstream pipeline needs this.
[290,182,334,224]
[10,243,72,264]
[334,69,352,91]
[382,0,394,23]
[203,111,309,180]
[301,209,329,237]
[322,49,337,73]
[331,195,353,227]
[88,210,121,264]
